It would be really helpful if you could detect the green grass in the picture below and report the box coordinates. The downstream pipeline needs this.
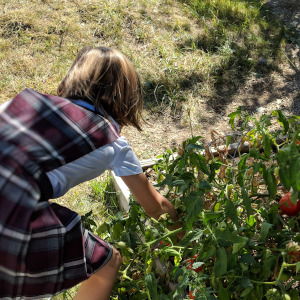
[1,0,297,118]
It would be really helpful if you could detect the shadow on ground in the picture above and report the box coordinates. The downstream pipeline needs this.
[144,0,300,123]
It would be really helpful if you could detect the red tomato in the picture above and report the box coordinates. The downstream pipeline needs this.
[186,254,203,273]
[159,240,170,246]
[189,290,196,299]
[287,250,300,262]
[288,250,300,271]
[279,193,300,216]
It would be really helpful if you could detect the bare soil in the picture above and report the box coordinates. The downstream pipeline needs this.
[123,1,300,160]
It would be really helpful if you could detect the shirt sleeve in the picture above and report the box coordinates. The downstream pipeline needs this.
[46,136,142,198]
[109,136,143,176]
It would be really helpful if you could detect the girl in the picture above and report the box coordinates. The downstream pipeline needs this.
[0,47,179,299]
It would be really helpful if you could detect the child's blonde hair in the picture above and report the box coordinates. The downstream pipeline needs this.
[57,46,143,131]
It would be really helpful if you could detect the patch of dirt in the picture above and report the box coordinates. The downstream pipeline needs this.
[123,1,300,160]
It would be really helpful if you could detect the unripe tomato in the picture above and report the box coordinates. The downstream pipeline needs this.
[117,241,127,249]
[283,294,291,300]
[274,167,280,178]
[265,288,280,299]
[279,193,300,216]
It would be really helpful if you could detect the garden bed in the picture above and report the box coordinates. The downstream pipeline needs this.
[106,109,300,300]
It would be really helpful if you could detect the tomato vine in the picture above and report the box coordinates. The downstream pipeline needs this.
[96,108,299,300]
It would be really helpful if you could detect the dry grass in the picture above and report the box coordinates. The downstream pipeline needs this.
[0,0,202,99]
[1,0,290,119]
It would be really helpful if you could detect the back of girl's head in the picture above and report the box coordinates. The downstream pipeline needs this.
[57,46,143,131]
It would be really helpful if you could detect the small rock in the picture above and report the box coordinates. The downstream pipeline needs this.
[290,21,298,28]
[258,58,268,65]
[256,107,265,113]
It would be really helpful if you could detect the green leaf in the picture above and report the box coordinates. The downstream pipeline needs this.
[240,287,252,297]
[278,165,291,191]
[145,273,158,300]
[263,132,271,159]
[179,172,196,181]
[96,223,108,236]
[240,277,253,289]
[184,192,204,230]
[203,244,216,262]
[240,254,256,265]
[246,215,256,228]
[272,110,289,134]
[296,262,300,274]
[131,292,149,300]
[180,229,203,246]
[191,153,210,175]
[198,180,211,190]
[226,136,231,147]
[228,110,240,130]
[295,158,300,191]
[218,282,229,300]
[276,142,300,192]
[259,222,273,242]
[290,289,300,300]
[186,143,205,151]
[208,160,222,182]
[261,165,277,199]
[233,240,247,254]
[155,174,173,187]
[225,199,238,226]
[261,256,276,280]
[249,148,261,159]
[242,188,252,217]
[216,228,248,244]
[214,247,227,277]
[237,154,248,187]
[111,222,125,240]
[162,248,181,257]
[171,179,187,186]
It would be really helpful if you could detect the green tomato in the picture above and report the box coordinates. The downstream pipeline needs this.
[214,202,221,212]
[283,294,291,300]
[274,167,279,176]
[265,288,280,300]
[117,241,127,249]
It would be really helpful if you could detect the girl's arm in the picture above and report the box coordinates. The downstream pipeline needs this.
[121,173,178,222]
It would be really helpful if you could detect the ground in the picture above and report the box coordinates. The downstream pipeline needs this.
[123,0,300,160]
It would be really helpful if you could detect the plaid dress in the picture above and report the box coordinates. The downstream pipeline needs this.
[0,89,120,299]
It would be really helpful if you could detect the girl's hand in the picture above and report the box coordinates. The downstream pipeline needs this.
[121,173,180,222]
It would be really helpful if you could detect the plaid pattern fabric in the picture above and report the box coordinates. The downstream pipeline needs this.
[0,89,119,299]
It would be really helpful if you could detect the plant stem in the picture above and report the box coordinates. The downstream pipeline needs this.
[252,262,298,285]
[250,279,277,285]
[143,245,151,274]
[144,227,183,247]
[248,193,269,198]
[252,245,285,252]
[120,261,134,281]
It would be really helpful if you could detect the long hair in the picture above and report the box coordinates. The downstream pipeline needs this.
[57,46,143,131]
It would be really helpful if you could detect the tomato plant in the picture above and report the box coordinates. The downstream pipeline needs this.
[279,192,300,216]
[95,108,300,300]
